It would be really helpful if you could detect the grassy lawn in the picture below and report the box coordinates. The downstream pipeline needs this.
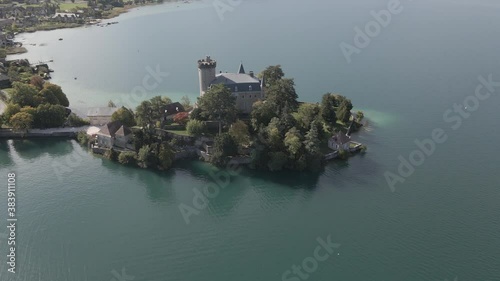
[58,1,88,11]
[24,22,82,32]
[166,129,190,136]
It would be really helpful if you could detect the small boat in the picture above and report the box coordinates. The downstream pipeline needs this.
[58,38,63,41]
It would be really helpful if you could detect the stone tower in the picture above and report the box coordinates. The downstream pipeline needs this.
[198,56,217,96]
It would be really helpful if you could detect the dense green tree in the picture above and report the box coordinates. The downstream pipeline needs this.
[278,109,297,134]
[189,107,205,121]
[135,100,154,127]
[150,95,172,113]
[157,142,175,170]
[8,82,38,107]
[38,88,59,105]
[229,120,250,147]
[134,96,172,127]
[186,119,207,137]
[210,133,238,167]
[333,95,353,123]
[266,117,283,150]
[320,93,337,125]
[259,65,285,87]
[265,78,299,114]
[111,106,136,127]
[304,121,321,155]
[118,151,137,165]
[284,127,303,157]
[33,105,61,128]
[34,104,67,128]
[133,129,156,151]
[250,100,276,130]
[10,112,33,132]
[295,103,320,131]
[137,144,155,168]
[197,84,237,130]
[42,83,69,107]
[336,105,351,123]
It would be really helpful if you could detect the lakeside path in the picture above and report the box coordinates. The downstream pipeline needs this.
[0,126,89,139]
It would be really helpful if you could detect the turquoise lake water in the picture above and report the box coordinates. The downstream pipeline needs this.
[1,0,500,280]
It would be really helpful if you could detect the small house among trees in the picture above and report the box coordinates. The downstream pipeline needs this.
[96,121,133,149]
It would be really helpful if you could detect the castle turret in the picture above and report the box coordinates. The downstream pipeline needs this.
[198,56,217,96]
[238,62,245,74]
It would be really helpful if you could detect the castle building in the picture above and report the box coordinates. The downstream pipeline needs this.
[197,56,265,114]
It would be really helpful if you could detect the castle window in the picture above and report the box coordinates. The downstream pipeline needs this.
[249,85,253,91]
[235,86,238,92]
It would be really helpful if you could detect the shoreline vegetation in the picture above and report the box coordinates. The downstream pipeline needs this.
[76,65,367,173]
[0,0,187,42]
[0,65,366,174]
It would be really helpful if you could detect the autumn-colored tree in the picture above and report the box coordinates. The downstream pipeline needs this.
[29,75,45,90]
[10,112,34,132]
[173,112,189,125]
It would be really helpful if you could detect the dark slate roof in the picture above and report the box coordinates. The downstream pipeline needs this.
[163,102,185,116]
[99,121,132,137]
[115,125,132,137]
[210,73,262,92]
[238,63,245,74]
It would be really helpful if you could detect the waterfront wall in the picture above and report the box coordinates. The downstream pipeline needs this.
[0,127,88,139]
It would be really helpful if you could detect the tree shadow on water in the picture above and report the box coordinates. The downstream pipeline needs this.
[10,138,75,160]
[99,158,178,204]
[0,140,13,166]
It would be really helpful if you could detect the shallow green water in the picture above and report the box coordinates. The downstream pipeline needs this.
[1,0,500,280]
